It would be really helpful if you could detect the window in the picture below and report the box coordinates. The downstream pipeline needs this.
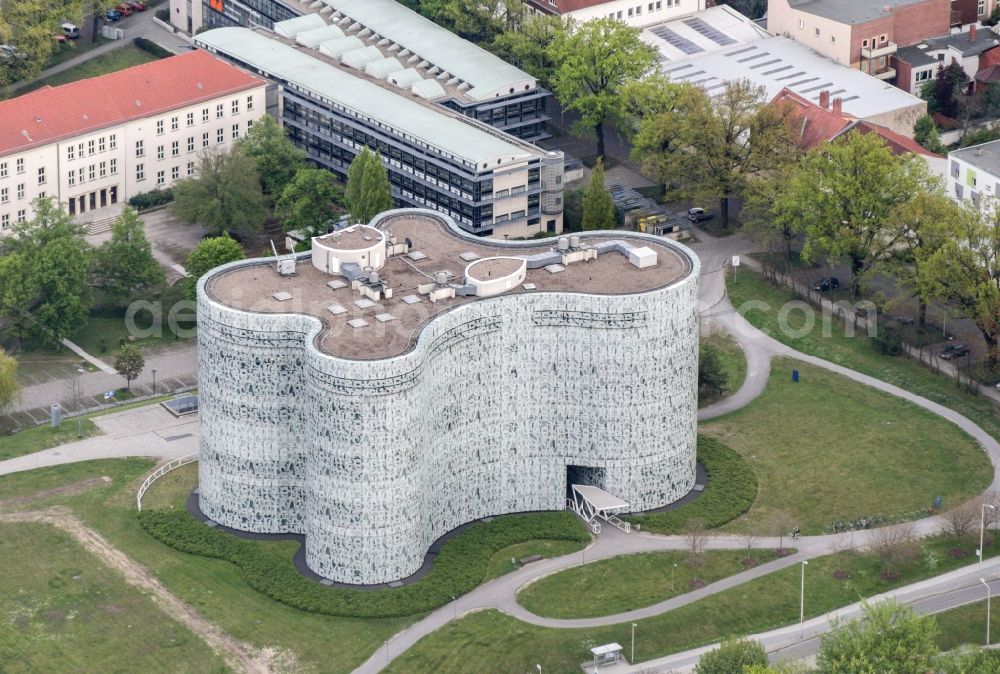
[136,164,145,182]
[88,139,95,155]
[77,143,84,158]
[951,160,960,178]
[171,116,179,131]
[216,103,224,119]
[187,112,195,127]
[863,38,869,48]
[171,140,179,157]
[217,128,225,144]
[156,170,165,186]
[78,168,85,184]
[616,10,622,18]
[16,183,24,199]
[232,98,239,115]
[0,187,7,203]
[68,145,75,161]
[99,161,107,178]
[157,145,164,160]
[246,95,254,110]
[156,120,164,135]
[880,34,888,43]
[878,55,886,68]
[187,137,195,153]
[798,19,804,29]
[247,119,254,130]
[202,132,210,148]
[187,161,195,176]
[171,166,179,180]
[37,191,44,199]
[16,209,25,224]
[68,170,76,187]
[15,158,23,174]
[0,214,8,229]
[88,165,95,181]
[232,123,240,139]
[37,167,45,185]
[648,2,654,10]
[110,158,117,175]
[861,61,869,73]
[980,0,987,15]
[202,107,209,123]
[0,162,6,178]
[916,70,931,82]
[968,168,978,187]
[815,27,820,36]
[627,7,633,16]
[98,137,106,152]
[656,0,661,8]
[109,134,116,150]
[136,140,145,157]
[636,5,642,15]
[831,35,836,43]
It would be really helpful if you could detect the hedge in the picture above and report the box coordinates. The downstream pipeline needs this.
[133,37,172,59]
[139,509,589,618]
[626,435,758,534]
[128,188,173,211]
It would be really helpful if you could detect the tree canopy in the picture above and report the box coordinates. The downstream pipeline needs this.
[185,235,245,301]
[113,344,144,392]
[490,14,568,89]
[238,115,306,198]
[580,157,615,230]
[94,207,166,306]
[0,351,20,411]
[695,638,768,674]
[817,601,937,674]
[171,146,266,236]
[345,147,393,225]
[276,168,344,236]
[549,18,658,159]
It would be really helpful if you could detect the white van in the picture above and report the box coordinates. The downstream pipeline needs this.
[62,23,80,39]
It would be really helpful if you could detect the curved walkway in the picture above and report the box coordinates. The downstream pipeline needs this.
[353,230,1000,674]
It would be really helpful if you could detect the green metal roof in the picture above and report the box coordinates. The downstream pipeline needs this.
[196,28,536,167]
[321,0,536,101]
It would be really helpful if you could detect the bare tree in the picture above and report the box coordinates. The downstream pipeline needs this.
[866,523,917,576]
[768,510,796,553]
[684,518,708,567]
[944,497,984,539]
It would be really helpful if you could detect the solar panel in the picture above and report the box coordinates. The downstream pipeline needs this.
[724,46,757,57]
[787,77,820,87]
[762,65,793,76]
[800,81,835,93]
[749,59,781,70]
[650,27,704,55]
[775,70,807,81]
[684,17,737,46]
[737,51,769,63]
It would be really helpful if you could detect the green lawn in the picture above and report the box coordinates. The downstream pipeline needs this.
[935,599,1000,652]
[484,540,589,582]
[0,521,227,674]
[386,535,1000,673]
[726,270,1000,445]
[699,332,747,408]
[68,309,196,356]
[701,359,991,534]
[21,45,160,94]
[517,549,784,619]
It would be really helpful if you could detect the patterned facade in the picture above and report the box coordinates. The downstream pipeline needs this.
[197,211,700,584]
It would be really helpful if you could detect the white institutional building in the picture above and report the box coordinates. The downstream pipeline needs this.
[0,50,266,231]
[197,208,701,584]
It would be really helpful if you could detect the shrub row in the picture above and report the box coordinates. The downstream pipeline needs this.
[128,188,173,211]
[138,509,589,618]
[626,435,758,534]
[133,37,173,59]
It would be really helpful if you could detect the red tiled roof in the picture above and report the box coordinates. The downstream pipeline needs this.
[0,50,264,156]
[770,88,852,150]
[842,120,942,158]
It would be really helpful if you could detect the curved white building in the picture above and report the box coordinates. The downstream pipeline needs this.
[197,209,701,584]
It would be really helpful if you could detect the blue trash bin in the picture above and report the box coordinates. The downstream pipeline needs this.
[792,369,799,383]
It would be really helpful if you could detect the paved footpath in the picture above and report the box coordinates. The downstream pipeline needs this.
[353,229,1000,674]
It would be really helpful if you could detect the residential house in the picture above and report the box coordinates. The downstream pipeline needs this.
[947,139,1000,209]
[894,24,1000,95]
[524,0,708,28]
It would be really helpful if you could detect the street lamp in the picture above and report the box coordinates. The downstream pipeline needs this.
[981,504,996,568]
[631,623,637,663]
[536,665,541,674]
[75,367,84,437]
[671,563,677,592]
[799,560,809,631]
[982,578,992,647]
[152,368,157,395]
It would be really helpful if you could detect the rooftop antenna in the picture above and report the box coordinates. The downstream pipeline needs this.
[271,240,297,277]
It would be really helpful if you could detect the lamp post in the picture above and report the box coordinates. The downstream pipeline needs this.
[671,563,677,592]
[631,623,637,663]
[799,560,809,633]
[451,596,457,620]
[152,368,157,395]
[536,665,541,674]
[981,504,995,568]
[982,578,992,647]
[75,367,84,437]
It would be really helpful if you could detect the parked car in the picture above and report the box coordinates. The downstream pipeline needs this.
[811,276,840,292]
[687,207,713,222]
[115,3,133,16]
[61,22,80,39]
[105,8,122,21]
[129,1,149,10]
[939,344,970,360]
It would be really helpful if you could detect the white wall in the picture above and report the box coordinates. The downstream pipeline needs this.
[566,0,706,28]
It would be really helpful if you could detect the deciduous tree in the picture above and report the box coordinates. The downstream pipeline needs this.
[695,638,767,674]
[0,352,19,411]
[913,115,945,155]
[276,168,344,236]
[345,147,393,225]
[113,344,144,392]
[171,146,266,236]
[238,115,306,198]
[549,18,657,159]
[94,207,165,306]
[184,235,245,301]
[0,0,64,90]
[490,14,568,89]
[633,79,796,230]
[817,600,938,674]
[580,158,615,230]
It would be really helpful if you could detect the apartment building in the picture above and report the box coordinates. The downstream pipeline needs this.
[524,0,708,28]
[947,139,1000,209]
[196,27,565,239]
[0,50,265,230]
[767,0,952,79]
[894,25,1000,95]
[172,0,551,141]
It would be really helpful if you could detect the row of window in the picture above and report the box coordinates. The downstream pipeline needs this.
[67,159,118,187]
[0,158,24,179]
[608,1,669,20]
[0,210,27,229]
[135,162,197,186]
[0,184,26,203]
[155,96,254,136]
[140,120,252,159]
[67,134,117,162]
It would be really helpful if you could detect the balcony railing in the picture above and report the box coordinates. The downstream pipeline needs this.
[861,41,897,59]
[871,67,897,81]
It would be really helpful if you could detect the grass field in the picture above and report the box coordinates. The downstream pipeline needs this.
[517,549,784,619]
[386,535,1000,673]
[701,358,992,534]
[726,271,1000,445]
[699,332,747,408]
[69,310,196,357]
[484,540,588,582]
[21,45,160,93]
[0,521,227,674]
[934,599,1000,651]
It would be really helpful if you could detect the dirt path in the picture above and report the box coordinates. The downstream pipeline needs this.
[0,507,294,674]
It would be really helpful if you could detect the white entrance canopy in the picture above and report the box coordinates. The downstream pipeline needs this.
[569,484,632,534]
[573,485,629,512]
